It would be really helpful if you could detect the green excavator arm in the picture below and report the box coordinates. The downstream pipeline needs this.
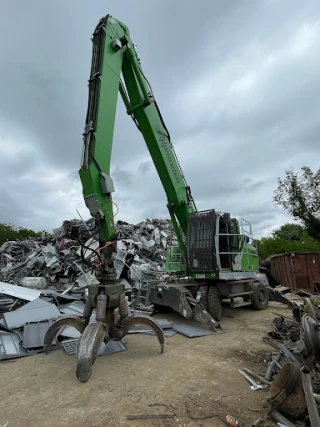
[79,15,196,263]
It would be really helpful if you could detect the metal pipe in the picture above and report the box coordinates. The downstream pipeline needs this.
[270,410,295,427]
[265,353,282,381]
[243,368,271,386]
[313,393,320,404]
[119,81,131,112]
[302,369,320,427]
[125,44,150,104]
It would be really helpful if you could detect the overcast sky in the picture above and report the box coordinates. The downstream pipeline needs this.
[0,0,319,238]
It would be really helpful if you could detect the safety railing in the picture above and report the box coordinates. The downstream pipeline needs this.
[215,231,258,271]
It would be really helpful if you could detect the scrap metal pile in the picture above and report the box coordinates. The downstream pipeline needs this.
[238,295,320,426]
[0,217,184,361]
[0,217,176,292]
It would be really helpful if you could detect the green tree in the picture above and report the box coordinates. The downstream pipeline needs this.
[0,223,43,246]
[272,223,304,241]
[256,225,320,261]
[273,166,320,240]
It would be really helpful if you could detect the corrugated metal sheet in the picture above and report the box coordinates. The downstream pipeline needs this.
[172,324,212,338]
[62,338,127,356]
[0,282,41,301]
[0,331,29,360]
[62,339,78,355]
[270,253,320,293]
[23,319,57,349]
[4,298,60,329]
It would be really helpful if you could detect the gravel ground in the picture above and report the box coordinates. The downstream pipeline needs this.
[0,301,290,427]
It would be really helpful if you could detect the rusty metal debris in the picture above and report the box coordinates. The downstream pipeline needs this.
[240,294,320,425]
[264,253,320,294]
[238,369,268,391]
[301,368,320,427]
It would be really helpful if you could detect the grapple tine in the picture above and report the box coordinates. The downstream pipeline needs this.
[76,321,107,383]
[44,315,86,354]
[123,314,165,354]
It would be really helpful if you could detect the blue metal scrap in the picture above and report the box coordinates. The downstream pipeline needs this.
[172,324,212,338]
[0,331,30,360]
[3,298,61,329]
[62,338,127,356]
[23,319,58,349]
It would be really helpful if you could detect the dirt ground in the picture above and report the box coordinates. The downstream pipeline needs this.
[0,302,291,427]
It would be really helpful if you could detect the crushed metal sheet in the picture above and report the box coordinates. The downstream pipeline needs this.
[0,331,29,360]
[0,320,14,333]
[143,329,177,338]
[76,271,97,288]
[99,340,127,355]
[128,319,175,337]
[128,325,155,333]
[23,319,57,349]
[0,282,41,301]
[128,318,172,333]
[60,301,85,316]
[4,298,61,329]
[40,289,81,301]
[60,326,81,339]
[0,295,16,313]
[172,324,212,338]
[130,318,172,331]
[157,319,172,329]
[62,338,127,356]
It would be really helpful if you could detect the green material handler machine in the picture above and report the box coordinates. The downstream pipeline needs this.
[44,14,269,382]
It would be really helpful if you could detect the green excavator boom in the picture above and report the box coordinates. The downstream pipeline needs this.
[79,14,259,280]
[79,15,196,252]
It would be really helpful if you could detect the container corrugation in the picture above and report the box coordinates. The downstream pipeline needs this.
[270,253,320,293]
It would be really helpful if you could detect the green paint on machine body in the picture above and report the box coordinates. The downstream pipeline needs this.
[79,15,260,281]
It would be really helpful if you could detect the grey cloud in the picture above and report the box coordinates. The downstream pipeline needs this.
[0,0,320,238]
[112,167,132,187]
[138,161,152,173]
[0,189,33,226]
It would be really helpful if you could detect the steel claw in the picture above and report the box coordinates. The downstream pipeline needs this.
[76,321,107,383]
[75,315,164,383]
[44,315,87,354]
[44,311,164,384]
[122,314,165,354]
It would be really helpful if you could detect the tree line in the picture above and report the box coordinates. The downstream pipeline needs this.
[0,165,319,262]
[257,165,320,260]
[0,223,44,246]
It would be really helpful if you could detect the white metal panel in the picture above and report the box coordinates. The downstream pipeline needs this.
[0,282,41,301]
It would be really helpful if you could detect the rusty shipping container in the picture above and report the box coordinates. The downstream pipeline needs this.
[270,252,320,293]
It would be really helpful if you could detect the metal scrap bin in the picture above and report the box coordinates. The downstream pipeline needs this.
[270,252,320,293]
